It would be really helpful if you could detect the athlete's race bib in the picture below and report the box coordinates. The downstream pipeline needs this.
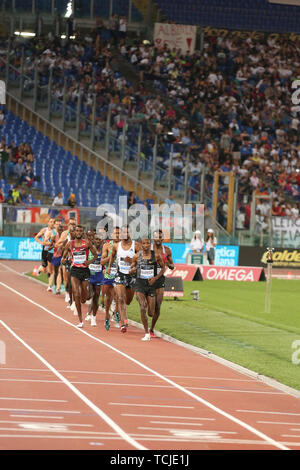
[89,263,102,273]
[119,259,131,274]
[140,266,154,279]
[73,253,86,265]
[110,266,117,276]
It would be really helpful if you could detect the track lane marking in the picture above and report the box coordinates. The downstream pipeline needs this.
[0,280,290,450]
[0,320,146,451]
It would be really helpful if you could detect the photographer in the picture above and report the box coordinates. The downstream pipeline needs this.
[205,229,217,265]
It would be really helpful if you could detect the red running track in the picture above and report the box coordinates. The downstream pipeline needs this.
[0,260,299,451]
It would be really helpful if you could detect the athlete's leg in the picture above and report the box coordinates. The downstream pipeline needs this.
[114,284,127,329]
[71,276,83,325]
[102,284,114,330]
[47,261,54,290]
[150,287,164,334]
[91,285,101,326]
[124,287,135,325]
[80,279,89,304]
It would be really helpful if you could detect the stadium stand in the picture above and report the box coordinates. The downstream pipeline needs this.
[0,106,137,209]
[155,0,300,33]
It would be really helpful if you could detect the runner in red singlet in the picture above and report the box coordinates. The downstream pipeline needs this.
[61,225,98,328]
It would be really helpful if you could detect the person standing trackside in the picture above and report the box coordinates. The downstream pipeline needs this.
[205,229,217,265]
[190,230,204,254]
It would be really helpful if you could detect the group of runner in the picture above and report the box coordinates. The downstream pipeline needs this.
[35,218,174,341]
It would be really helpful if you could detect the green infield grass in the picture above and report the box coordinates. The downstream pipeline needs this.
[26,272,300,391]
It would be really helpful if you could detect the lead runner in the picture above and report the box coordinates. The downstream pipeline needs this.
[61,225,98,328]
[129,237,165,341]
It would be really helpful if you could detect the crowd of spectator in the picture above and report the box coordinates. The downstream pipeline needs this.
[120,29,300,227]
[1,20,300,231]
[0,137,36,187]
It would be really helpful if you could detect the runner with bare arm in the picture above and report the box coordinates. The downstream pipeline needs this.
[130,237,165,341]
[61,225,98,328]
[107,225,141,333]
[150,229,174,337]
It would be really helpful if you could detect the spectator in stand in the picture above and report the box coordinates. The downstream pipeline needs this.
[0,143,9,180]
[118,16,127,41]
[52,192,64,206]
[12,186,21,204]
[0,109,5,128]
[164,193,177,207]
[128,191,136,208]
[5,190,14,205]
[0,188,4,203]
[67,193,77,208]
[236,206,246,230]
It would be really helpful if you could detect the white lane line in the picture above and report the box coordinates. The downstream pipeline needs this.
[282,434,300,438]
[0,367,257,382]
[258,421,300,426]
[0,281,290,451]
[0,379,68,384]
[122,413,215,420]
[11,415,64,419]
[0,321,146,451]
[0,398,67,403]
[0,427,113,435]
[0,408,80,414]
[111,403,194,409]
[0,379,287,394]
[0,434,121,440]
[150,421,204,426]
[0,420,93,427]
[238,410,300,417]
[138,427,237,435]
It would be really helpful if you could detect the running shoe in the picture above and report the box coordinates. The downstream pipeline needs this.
[114,312,120,328]
[77,322,84,328]
[85,314,91,321]
[56,289,61,295]
[101,302,105,309]
[47,286,52,292]
[141,333,150,341]
[52,286,56,294]
[86,298,92,305]
[91,316,97,327]
[105,318,110,331]
[120,325,127,333]
[150,331,155,338]
[71,302,78,316]
[60,285,65,293]
[65,293,70,303]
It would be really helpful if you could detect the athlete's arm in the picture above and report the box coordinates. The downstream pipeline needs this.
[129,254,138,276]
[61,241,71,264]
[166,247,174,270]
[34,227,46,245]
[148,254,165,286]
[84,241,98,266]
[107,243,117,273]
[100,243,110,266]
[55,231,67,249]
